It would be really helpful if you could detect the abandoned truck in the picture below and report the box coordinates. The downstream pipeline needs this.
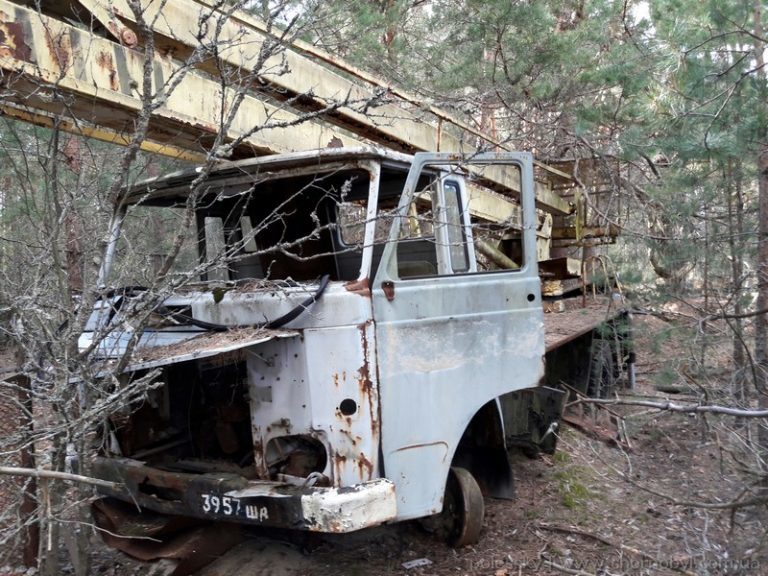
[82,148,631,548]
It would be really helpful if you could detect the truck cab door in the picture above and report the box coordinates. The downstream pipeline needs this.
[371,153,545,521]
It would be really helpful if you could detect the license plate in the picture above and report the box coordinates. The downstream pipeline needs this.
[199,493,270,522]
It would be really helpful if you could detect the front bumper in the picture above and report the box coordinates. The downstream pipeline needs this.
[92,457,397,533]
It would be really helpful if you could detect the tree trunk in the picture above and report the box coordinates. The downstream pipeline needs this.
[726,159,747,406]
[757,146,768,454]
[17,374,39,569]
[753,0,768,457]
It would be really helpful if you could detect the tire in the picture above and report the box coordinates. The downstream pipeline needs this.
[423,467,485,547]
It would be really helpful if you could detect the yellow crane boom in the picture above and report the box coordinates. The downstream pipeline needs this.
[0,0,578,219]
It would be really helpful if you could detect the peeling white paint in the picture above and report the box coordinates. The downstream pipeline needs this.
[301,479,397,532]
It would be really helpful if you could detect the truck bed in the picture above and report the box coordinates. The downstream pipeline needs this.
[542,297,623,353]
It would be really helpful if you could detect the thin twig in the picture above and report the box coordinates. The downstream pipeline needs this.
[0,466,119,490]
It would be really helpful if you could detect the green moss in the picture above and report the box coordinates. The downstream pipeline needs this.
[553,451,571,464]
[554,469,593,509]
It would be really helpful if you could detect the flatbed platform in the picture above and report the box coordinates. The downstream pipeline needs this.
[542,297,624,353]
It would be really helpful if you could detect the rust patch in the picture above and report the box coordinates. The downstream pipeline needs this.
[393,440,450,454]
[96,50,119,91]
[252,432,268,478]
[344,277,371,297]
[107,22,138,48]
[270,417,292,432]
[334,410,353,427]
[0,21,32,61]
[332,451,347,484]
[356,451,374,481]
[358,374,371,398]
[114,463,190,493]
[357,338,373,396]
[381,281,395,301]
[358,322,379,439]
[340,429,358,446]
[44,27,70,71]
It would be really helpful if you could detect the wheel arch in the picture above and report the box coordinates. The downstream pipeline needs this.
[450,399,514,499]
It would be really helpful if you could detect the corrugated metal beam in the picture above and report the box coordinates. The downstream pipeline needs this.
[87,0,486,154]
[551,225,620,240]
[62,0,571,214]
[0,0,572,216]
[0,104,206,161]
[0,1,365,156]
[67,0,487,160]
[467,183,522,226]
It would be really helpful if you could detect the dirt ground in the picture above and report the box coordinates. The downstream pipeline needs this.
[6,314,768,576]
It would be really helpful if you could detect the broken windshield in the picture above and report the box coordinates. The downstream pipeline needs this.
[118,167,373,286]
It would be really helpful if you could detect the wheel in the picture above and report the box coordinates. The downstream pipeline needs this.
[421,467,485,547]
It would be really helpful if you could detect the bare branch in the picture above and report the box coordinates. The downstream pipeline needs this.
[0,466,119,490]
[568,397,768,418]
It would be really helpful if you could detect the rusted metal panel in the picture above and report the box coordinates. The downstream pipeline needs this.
[245,316,381,488]
[0,104,204,161]
[374,276,545,520]
[189,283,370,331]
[122,328,299,372]
[93,0,450,148]
[73,0,138,47]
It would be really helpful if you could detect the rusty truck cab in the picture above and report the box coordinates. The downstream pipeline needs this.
[85,148,551,546]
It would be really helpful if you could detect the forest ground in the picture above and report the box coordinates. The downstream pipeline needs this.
[6,313,766,576]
